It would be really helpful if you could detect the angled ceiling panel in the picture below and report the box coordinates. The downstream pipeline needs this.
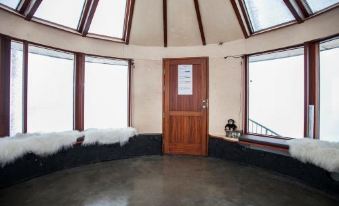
[198,0,243,44]
[167,0,201,46]
[129,0,163,46]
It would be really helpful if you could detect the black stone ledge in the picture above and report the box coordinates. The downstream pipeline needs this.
[208,136,339,197]
[0,134,162,189]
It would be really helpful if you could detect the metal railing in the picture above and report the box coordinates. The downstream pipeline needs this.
[248,119,280,136]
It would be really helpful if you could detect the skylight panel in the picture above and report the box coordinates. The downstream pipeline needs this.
[0,0,20,9]
[305,0,339,13]
[89,0,127,38]
[243,0,295,32]
[34,0,85,29]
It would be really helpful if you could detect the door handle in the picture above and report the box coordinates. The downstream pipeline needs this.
[202,99,208,109]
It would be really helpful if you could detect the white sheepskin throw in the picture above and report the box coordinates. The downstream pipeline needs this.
[0,131,81,167]
[82,127,137,146]
[288,138,339,172]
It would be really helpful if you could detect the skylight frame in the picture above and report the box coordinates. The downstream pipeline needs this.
[239,0,298,35]
[301,0,339,16]
[0,0,21,11]
[86,0,131,41]
[31,0,87,32]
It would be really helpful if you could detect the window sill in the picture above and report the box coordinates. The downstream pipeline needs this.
[209,134,239,143]
[239,134,290,155]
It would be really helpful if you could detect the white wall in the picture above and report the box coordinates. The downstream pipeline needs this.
[1,8,339,135]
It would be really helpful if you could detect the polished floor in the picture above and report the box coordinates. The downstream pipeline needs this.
[0,156,338,206]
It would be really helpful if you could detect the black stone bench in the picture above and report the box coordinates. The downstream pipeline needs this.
[209,136,339,197]
[0,134,162,188]
[1,134,338,199]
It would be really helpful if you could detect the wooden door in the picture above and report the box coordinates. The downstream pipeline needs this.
[163,57,208,156]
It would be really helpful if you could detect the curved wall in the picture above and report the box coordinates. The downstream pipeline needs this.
[1,8,339,135]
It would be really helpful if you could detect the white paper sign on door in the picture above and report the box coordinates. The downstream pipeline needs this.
[178,65,193,95]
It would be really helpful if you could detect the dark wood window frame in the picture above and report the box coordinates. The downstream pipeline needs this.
[0,34,132,136]
[297,0,339,19]
[236,0,339,37]
[1,0,338,44]
[243,34,339,140]
[238,0,298,36]
[244,45,305,140]
[0,0,135,44]
[83,54,132,130]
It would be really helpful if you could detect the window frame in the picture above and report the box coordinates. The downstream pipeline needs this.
[32,0,87,31]
[83,55,131,129]
[9,40,25,135]
[26,44,76,133]
[244,45,306,140]
[86,0,130,41]
[0,34,132,136]
[301,0,339,17]
[0,0,135,44]
[318,36,339,141]
[242,33,339,141]
[0,0,21,11]
[239,0,298,35]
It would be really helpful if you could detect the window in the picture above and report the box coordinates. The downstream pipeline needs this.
[10,41,24,136]
[84,56,129,129]
[88,0,127,38]
[248,47,304,138]
[304,0,339,13]
[243,0,295,32]
[34,0,86,29]
[319,38,339,142]
[27,46,74,133]
[0,0,20,9]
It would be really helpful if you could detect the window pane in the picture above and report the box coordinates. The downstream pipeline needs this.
[28,46,74,133]
[0,0,20,9]
[305,0,339,13]
[244,0,295,32]
[34,0,85,29]
[320,38,339,142]
[10,41,23,136]
[248,48,304,138]
[85,56,128,129]
[89,0,127,38]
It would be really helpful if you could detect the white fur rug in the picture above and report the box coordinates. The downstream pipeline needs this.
[0,131,82,167]
[81,127,137,146]
[288,138,339,172]
[0,128,137,167]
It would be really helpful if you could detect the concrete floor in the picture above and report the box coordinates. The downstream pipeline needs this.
[0,156,338,206]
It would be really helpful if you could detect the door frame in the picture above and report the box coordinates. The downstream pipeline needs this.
[162,57,209,155]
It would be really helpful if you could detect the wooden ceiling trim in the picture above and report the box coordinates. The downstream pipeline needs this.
[18,0,31,15]
[125,0,135,45]
[238,0,253,36]
[295,0,310,18]
[193,0,206,45]
[80,0,99,37]
[284,0,303,23]
[25,0,42,20]
[230,0,249,38]
[78,0,93,34]
[163,0,167,47]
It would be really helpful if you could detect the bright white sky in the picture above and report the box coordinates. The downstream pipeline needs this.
[84,60,128,129]
[320,47,339,142]
[249,55,304,138]
[27,51,74,133]
[34,0,85,29]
